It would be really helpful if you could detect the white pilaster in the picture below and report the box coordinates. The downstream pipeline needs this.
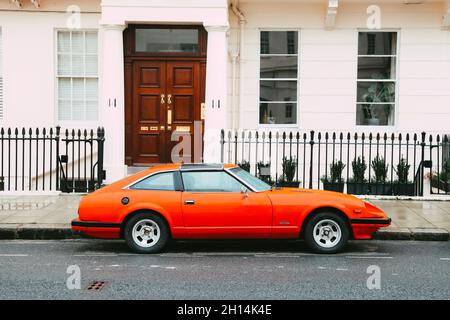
[100,24,127,183]
[203,24,229,163]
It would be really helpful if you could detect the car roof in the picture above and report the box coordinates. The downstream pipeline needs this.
[146,163,237,173]
[180,163,226,171]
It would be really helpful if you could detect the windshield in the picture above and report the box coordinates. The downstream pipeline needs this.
[229,167,271,192]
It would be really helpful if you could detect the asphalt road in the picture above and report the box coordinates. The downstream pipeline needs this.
[0,239,448,300]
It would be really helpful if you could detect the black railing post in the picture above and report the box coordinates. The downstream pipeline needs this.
[309,130,315,189]
[420,131,426,196]
[220,129,225,163]
[97,127,105,188]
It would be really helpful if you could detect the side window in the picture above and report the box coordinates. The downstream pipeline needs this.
[182,171,244,192]
[130,172,176,190]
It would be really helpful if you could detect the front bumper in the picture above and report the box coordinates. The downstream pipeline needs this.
[350,218,391,225]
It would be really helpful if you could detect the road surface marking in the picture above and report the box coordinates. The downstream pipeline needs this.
[440,258,450,261]
[345,256,393,259]
[336,268,348,271]
[0,254,29,257]
[73,254,117,257]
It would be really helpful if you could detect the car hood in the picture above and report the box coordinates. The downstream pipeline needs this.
[264,187,365,208]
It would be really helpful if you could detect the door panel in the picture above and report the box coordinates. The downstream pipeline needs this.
[181,192,273,238]
[132,61,167,164]
[166,61,199,161]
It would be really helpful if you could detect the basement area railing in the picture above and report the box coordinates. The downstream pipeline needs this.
[220,130,450,196]
[0,126,105,193]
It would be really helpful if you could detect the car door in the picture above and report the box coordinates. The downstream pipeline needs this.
[180,170,273,238]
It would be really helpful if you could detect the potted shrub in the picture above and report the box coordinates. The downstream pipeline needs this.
[347,156,369,195]
[393,158,414,196]
[369,155,392,195]
[431,157,450,192]
[278,157,299,187]
[257,161,273,184]
[321,160,346,193]
[238,160,250,173]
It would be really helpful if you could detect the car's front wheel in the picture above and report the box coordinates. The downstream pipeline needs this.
[124,213,169,254]
[304,212,349,254]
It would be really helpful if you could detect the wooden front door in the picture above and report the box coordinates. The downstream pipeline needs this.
[131,60,202,165]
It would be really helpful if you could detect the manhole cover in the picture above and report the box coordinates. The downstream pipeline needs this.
[86,281,107,291]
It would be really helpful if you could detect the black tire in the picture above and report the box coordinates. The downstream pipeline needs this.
[303,211,349,254]
[124,212,169,254]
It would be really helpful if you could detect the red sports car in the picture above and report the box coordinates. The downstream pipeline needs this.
[71,163,391,254]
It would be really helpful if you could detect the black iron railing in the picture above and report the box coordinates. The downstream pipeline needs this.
[0,126,105,193]
[220,130,450,196]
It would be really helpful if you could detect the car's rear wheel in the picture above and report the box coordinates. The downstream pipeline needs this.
[304,212,349,254]
[124,213,169,254]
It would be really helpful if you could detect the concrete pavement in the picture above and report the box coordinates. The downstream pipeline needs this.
[0,194,448,240]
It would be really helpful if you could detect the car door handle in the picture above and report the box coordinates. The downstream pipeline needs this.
[184,200,195,205]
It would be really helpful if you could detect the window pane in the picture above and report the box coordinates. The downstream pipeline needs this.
[72,78,84,100]
[356,103,395,126]
[358,32,396,55]
[85,55,98,76]
[357,81,395,103]
[260,56,298,79]
[85,32,97,54]
[58,78,71,99]
[135,28,199,53]
[357,57,396,80]
[260,31,298,54]
[58,100,71,120]
[260,80,297,102]
[85,79,97,100]
[71,31,84,54]
[58,32,70,53]
[182,171,243,192]
[57,54,71,76]
[72,100,84,120]
[72,54,84,76]
[260,102,297,124]
[131,172,176,190]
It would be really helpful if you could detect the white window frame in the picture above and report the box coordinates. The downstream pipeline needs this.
[356,29,400,129]
[54,29,99,124]
[258,28,300,128]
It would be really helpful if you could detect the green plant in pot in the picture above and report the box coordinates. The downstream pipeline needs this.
[238,160,250,173]
[257,161,273,184]
[393,157,414,196]
[321,160,346,193]
[278,157,299,188]
[431,157,450,193]
[347,156,368,195]
[369,155,392,195]
[361,74,395,126]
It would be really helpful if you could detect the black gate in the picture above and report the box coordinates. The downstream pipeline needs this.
[0,126,105,193]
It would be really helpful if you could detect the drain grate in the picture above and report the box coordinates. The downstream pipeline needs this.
[86,281,106,291]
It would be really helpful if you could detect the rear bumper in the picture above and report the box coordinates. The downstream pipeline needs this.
[71,219,121,239]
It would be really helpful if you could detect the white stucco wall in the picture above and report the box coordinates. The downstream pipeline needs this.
[228,1,450,134]
[0,0,100,129]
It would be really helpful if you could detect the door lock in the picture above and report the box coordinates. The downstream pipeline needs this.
[167,94,172,105]
[160,94,166,104]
